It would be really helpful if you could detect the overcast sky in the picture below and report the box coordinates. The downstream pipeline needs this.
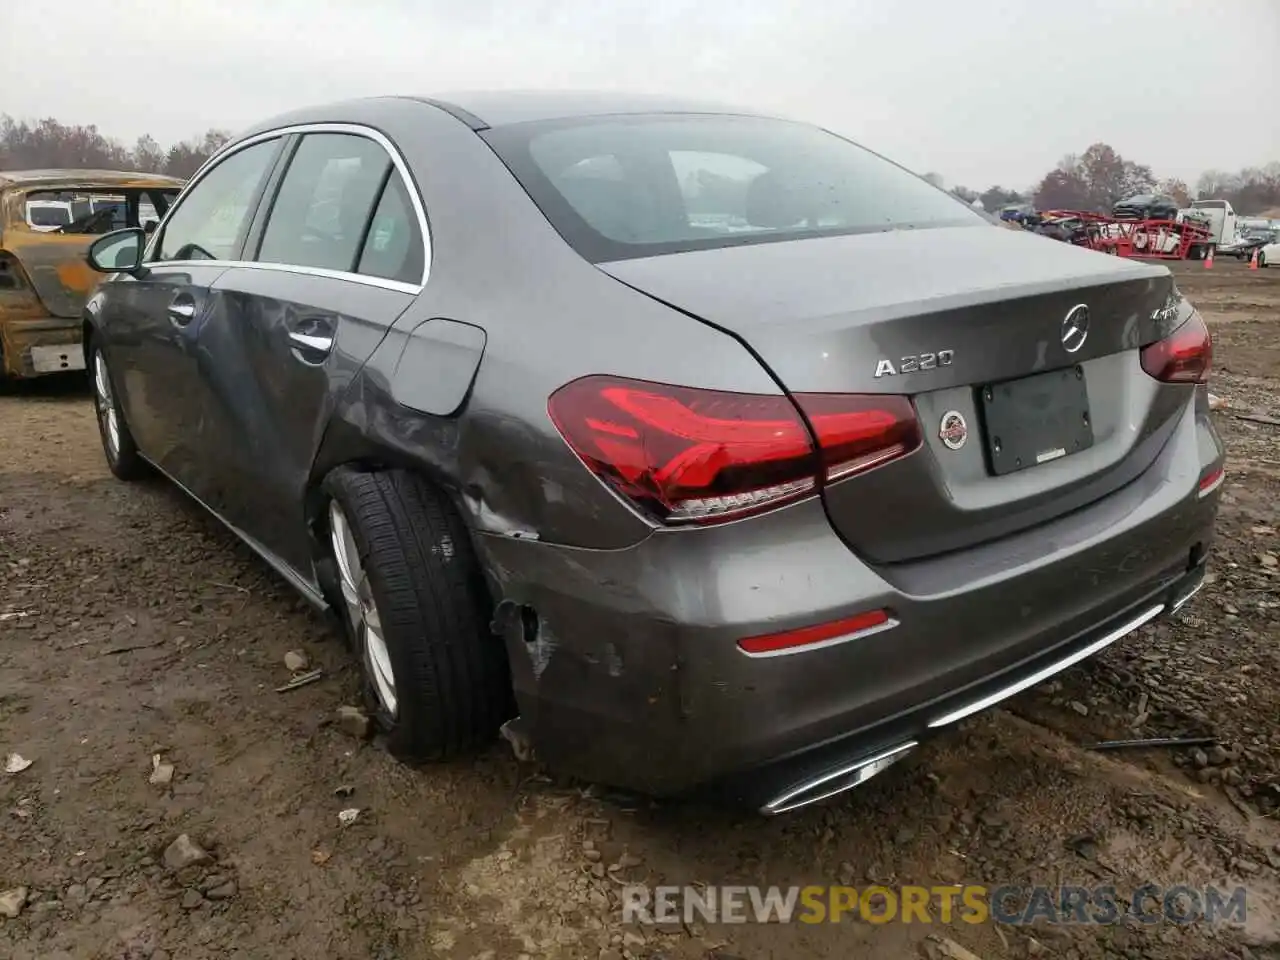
[4,0,1277,190]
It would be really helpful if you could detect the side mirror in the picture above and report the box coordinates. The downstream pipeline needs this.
[87,227,145,274]
[143,219,158,236]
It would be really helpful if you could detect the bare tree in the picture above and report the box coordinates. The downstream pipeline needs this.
[132,134,165,173]
[0,115,232,180]
[1032,143,1155,212]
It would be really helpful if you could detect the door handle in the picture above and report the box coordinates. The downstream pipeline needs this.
[287,315,335,361]
[288,331,334,355]
[167,295,197,325]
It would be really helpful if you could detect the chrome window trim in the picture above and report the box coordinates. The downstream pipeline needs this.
[137,258,422,296]
[144,122,432,292]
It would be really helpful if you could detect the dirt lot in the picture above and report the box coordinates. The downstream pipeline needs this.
[2,260,1278,960]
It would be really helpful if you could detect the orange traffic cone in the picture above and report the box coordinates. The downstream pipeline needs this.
[1250,248,1259,270]
[1204,246,1214,269]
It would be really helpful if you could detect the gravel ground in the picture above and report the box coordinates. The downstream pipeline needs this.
[1,259,1277,960]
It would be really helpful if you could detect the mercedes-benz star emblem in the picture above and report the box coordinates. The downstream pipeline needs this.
[939,410,968,450]
[1061,303,1090,353]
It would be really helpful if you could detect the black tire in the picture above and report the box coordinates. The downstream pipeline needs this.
[88,336,148,481]
[321,467,513,762]
[1259,252,1268,268]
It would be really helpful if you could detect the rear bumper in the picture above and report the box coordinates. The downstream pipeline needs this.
[476,397,1224,804]
[0,315,84,378]
[724,561,1206,813]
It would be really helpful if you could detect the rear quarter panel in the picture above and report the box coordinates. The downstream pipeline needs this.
[311,99,785,552]
[0,229,102,318]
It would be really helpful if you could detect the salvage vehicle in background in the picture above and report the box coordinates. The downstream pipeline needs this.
[1113,193,1182,221]
[1254,234,1278,267]
[0,170,183,381]
[1177,198,1240,256]
[1223,227,1276,261]
[81,93,1223,814]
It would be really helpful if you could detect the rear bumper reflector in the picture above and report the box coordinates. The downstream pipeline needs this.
[737,609,897,658]
[1198,465,1225,498]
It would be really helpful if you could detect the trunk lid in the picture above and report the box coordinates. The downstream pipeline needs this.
[600,225,1182,563]
[0,230,102,319]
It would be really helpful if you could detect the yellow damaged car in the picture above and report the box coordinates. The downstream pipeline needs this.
[0,169,183,381]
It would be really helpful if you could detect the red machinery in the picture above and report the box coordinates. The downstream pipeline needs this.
[1035,210,1215,260]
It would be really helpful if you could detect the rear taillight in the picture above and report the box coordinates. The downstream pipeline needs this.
[1140,311,1212,384]
[0,252,29,292]
[547,375,921,525]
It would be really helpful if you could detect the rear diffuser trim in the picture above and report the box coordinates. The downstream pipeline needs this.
[926,601,1165,729]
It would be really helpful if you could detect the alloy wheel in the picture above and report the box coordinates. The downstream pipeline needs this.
[93,351,120,460]
[329,501,398,717]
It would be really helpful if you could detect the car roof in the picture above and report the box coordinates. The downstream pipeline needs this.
[0,169,186,190]
[416,90,776,129]
[233,91,780,141]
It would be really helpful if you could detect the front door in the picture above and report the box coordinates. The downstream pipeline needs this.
[106,261,230,478]
[190,131,426,578]
[109,137,286,492]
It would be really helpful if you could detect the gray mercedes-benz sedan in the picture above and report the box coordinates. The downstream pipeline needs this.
[82,92,1223,814]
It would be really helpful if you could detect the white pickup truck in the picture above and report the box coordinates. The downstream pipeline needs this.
[1178,199,1239,252]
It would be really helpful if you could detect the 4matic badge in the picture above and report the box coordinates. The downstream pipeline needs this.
[939,410,968,450]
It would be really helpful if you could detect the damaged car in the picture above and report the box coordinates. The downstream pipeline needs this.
[0,170,182,380]
[82,93,1223,814]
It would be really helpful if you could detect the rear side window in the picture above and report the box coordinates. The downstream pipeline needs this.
[483,115,986,262]
[157,139,279,261]
[355,170,425,285]
[256,133,391,273]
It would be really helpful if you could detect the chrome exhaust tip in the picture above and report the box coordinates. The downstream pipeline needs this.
[759,742,917,816]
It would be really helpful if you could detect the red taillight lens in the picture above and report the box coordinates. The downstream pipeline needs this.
[793,393,923,483]
[1198,465,1224,497]
[1140,311,1212,384]
[547,375,921,525]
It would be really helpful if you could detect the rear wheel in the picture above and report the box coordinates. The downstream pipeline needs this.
[322,467,513,762]
[89,338,148,481]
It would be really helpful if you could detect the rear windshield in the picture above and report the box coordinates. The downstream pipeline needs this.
[482,114,986,262]
[23,188,178,234]
[28,205,71,227]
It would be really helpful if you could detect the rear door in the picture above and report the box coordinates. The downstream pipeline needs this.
[190,128,425,577]
[102,138,287,482]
